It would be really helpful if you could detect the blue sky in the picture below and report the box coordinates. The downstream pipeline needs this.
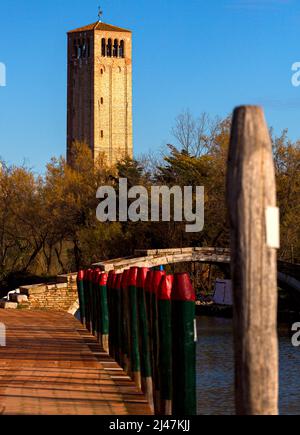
[0,0,300,172]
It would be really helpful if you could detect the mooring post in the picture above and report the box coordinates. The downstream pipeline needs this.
[158,274,174,415]
[152,270,166,414]
[76,271,86,326]
[99,273,109,353]
[114,273,123,365]
[172,273,196,416]
[107,270,116,358]
[137,267,154,413]
[226,105,279,415]
[128,267,142,389]
[121,270,131,374]
[84,269,92,332]
[95,271,102,344]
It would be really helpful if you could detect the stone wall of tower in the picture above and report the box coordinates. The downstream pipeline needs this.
[67,27,133,166]
[67,31,94,162]
[94,31,133,165]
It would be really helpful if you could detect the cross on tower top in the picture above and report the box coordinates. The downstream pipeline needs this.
[98,5,103,22]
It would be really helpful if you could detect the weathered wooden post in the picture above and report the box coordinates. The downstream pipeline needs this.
[226,105,279,415]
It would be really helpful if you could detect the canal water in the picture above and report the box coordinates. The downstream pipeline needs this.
[196,316,300,415]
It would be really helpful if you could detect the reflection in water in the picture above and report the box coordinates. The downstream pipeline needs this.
[196,316,300,415]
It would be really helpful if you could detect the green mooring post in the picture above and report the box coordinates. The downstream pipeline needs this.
[151,270,166,414]
[114,274,123,366]
[158,274,174,415]
[93,270,101,342]
[107,270,116,358]
[99,273,109,353]
[85,269,92,332]
[76,270,86,326]
[172,273,197,416]
[144,270,154,351]
[121,270,131,374]
[137,267,154,413]
[92,269,101,338]
[128,267,141,389]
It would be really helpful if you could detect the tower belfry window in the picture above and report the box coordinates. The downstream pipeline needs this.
[113,39,119,57]
[119,40,125,58]
[101,38,106,56]
[107,39,112,57]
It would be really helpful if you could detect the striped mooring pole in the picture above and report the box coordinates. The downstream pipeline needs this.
[172,273,197,416]
[99,273,109,353]
[76,270,86,326]
[107,270,116,358]
[128,267,141,389]
[114,273,123,366]
[151,270,166,414]
[137,267,154,412]
[158,274,174,415]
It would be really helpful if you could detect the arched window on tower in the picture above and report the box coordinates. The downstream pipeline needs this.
[73,40,77,58]
[87,38,90,57]
[119,40,125,58]
[77,43,82,59]
[107,39,112,57]
[82,40,87,58]
[101,38,106,57]
[113,39,119,57]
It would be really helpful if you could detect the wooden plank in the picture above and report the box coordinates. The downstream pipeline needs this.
[0,311,152,415]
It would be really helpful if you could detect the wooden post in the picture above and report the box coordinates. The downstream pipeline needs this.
[226,105,279,415]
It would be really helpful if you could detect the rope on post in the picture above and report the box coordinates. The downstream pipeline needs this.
[172,273,197,416]
[158,274,174,415]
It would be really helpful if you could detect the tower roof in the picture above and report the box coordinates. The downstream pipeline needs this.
[68,21,131,34]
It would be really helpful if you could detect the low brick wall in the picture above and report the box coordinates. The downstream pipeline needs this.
[18,273,78,312]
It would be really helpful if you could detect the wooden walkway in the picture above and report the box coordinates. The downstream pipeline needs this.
[0,311,152,415]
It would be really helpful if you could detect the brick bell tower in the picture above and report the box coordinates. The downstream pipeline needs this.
[67,13,133,166]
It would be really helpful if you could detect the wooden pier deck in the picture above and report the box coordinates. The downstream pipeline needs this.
[0,311,152,415]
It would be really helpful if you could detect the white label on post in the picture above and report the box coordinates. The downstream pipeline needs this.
[265,207,280,249]
[194,319,198,342]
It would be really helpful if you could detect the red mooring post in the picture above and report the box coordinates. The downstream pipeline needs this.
[152,270,166,414]
[172,273,197,416]
[158,274,174,415]
[85,269,93,332]
[76,271,86,326]
[121,270,131,373]
[99,273,109,353]
[114,273,123,365]
[107,270,116,358]
[128,267,141,389]
[137,267,154,412]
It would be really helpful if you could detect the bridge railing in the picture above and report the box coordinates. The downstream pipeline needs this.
[77,267,197,416]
